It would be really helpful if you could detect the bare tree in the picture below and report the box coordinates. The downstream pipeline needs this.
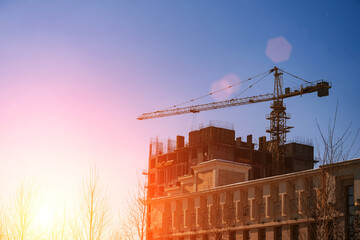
[1,181,39,240]
[312,105,359,239]
[0,206,6,240]
[122,175,147,240]
[72,168,112,240]
[354,207,360,240]
[195,192,236,240]
[298,164,344,240]
[316,104,360,166]
[109,212,124,240]
[289,104,360,240]
[48,208,68,240]
[109,229,123,240]
[207,203,225,240]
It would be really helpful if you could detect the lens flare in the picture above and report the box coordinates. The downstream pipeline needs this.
[265,36,292,63]
[210,74,241,101]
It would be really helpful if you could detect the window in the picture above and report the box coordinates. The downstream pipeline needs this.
[192,148,197,159]
[230,231,236,240]
[148,231,153,240]
[254,167,261,179]
[291,225,299,240]
[259,203,265,215]
[259,228,266,240]
[309,223,317,240]
[149,173,155,184]
[150,159,155,168]
[243,230,250,240]
[203,234,209,240]
[347,185,355,240]
[243,205,250,216]
[159,186,164,196]
[327,220,334,240]
[158,170,164,184]
[275,226,282,240]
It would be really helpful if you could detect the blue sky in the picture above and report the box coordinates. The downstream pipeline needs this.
[0,0,359,223]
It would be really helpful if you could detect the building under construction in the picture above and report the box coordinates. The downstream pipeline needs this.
[140,67,356,240]
[147,123,314,199]
[145,125,359,240]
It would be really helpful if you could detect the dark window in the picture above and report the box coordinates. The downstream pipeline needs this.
[150,159,155,168]
[158,186,164,196]
[327,220,334,240]
[158,170,164,184]
[230,231,236,240]
[192,148,197,159]
[275,226,282,240]
[148,231,153,240]
[347,185,355,240]
[203,234,209,240]
[190,236,196,240]
[149,173,155,184]
[254,167,261,179]
[291,225,299,240]
[309,223,317,240]
[243,230,250,240]
[259,228,266,240]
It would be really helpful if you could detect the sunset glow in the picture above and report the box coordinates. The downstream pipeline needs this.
[0,0,359,239]
[34,203,54,230]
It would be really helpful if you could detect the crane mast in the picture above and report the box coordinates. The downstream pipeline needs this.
[267,67,292,175]
[138,67,331,175]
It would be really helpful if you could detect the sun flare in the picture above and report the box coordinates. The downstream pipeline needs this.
[33,203,55,230]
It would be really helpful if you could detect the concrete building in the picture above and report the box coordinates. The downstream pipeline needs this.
[147,124,314,199]
[146,125,359,240]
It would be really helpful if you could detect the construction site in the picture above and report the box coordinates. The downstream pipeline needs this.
[138,67,360,240]
[147,124,314,199]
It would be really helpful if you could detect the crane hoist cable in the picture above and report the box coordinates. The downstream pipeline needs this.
[280,69,312,84]
[137,67,331,121]
[282,76,298,85]
[232,71,272,99]
[161,70,271,111]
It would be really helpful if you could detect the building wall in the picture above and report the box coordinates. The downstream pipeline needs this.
[197,170,214,191]
[218,170,245,186]
[147,159,360,240]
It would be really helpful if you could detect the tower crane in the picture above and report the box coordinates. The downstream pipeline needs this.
[137,67,331,175]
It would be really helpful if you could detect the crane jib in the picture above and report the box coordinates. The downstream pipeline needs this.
[137,80,331,120]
